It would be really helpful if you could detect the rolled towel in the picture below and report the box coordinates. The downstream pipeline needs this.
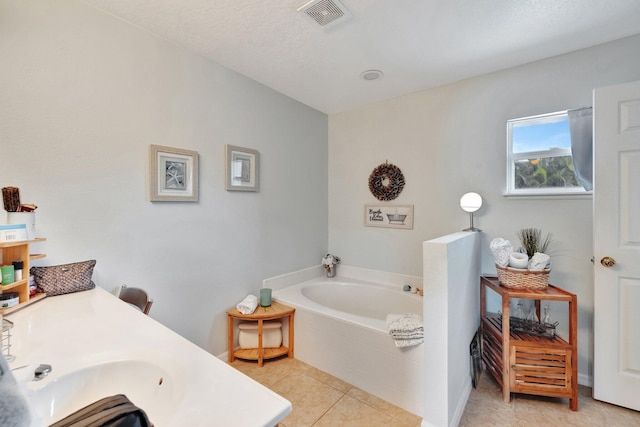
[529,252,551,271]
[490,238,513,267]
[236,294,258,315]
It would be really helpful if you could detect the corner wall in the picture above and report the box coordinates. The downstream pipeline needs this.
[329,34,640,385]
[0,0,328,355]
[423,232,480,427]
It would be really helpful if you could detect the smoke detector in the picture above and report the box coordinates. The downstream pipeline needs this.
[297,0,352,30]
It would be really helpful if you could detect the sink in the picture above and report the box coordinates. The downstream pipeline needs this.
[24,356,186,425]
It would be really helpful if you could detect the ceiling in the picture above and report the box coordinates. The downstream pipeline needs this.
[83,0,640,114]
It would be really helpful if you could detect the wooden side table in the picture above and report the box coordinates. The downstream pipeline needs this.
[480,276,578,411]
[227,300,295,367]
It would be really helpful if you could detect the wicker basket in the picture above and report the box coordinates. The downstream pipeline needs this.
[495,264,549,290]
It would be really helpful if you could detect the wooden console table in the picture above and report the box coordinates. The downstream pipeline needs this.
[480,275,578,411]
[227,301,295,367]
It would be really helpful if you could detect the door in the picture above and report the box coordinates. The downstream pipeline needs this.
[593,79,640,411]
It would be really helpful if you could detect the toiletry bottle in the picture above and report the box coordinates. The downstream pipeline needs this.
[543,303,551,325]
[29,275,36,296]
[12,261,23,281]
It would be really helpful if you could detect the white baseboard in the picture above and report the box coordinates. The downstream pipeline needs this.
[450,380,472,427]
[579,373,593,388]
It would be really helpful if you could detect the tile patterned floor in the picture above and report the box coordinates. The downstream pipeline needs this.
[230,356,640,426]
[229,357,421,427]
[460,373,640,426]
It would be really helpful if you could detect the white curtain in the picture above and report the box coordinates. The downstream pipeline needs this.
[568,107,593,191]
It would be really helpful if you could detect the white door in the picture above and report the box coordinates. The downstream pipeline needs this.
[593,79,640,411]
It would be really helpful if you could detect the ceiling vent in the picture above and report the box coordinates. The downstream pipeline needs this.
[297,0,352,29]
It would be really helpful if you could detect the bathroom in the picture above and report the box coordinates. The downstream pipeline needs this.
[3,0,640,425]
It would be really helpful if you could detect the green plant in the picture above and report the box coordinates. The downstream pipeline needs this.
[514,156,579,189]
[516,228,553,259]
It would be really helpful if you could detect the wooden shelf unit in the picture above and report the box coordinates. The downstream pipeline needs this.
[480,275,578,411]
[227,301,295,367]
[0,238,46,315]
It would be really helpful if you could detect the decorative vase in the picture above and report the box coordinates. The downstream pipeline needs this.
[326,264,336,278]
[260,288,272,307]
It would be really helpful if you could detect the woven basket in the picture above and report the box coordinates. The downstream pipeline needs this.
[495,264,549,290]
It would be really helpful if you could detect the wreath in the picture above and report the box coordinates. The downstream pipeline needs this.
[368,162,405,201]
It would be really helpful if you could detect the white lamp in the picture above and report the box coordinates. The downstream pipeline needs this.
[460,192,483,232]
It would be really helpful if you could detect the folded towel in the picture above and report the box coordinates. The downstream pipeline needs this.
[386,313,424,348]
[387,313,422,332]
[393,337,424,348]
[236,294,258,315]
[389,330,424,338]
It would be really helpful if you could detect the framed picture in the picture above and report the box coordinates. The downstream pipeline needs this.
[225,145,260,192]
[365,204,414,229]
[149,144,199,202]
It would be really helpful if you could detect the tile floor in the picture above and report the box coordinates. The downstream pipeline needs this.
[230,356,640,426]
[460,373,640,426]
[229,357,421,427]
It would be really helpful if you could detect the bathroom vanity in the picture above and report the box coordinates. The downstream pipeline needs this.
[5,287,291,426]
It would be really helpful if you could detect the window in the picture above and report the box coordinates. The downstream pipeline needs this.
[506,111,587,196]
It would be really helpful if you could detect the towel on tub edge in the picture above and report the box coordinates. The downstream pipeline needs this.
[386,313,424,348]
[236,294,258,314]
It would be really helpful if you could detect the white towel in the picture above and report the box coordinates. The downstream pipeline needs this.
[236,294,258,315]
[490,237,514,267]
[386,313,424,348]
[529,252,551,271]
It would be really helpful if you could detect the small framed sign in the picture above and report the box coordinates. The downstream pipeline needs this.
[225,145,260,192]
[365,204,414,229]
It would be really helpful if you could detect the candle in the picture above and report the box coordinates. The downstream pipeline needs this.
[260,288,272,307]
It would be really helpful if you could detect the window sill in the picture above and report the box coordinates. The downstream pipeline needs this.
[503,191,592,200]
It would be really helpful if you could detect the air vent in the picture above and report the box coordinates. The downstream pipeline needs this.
[297,0,352,29]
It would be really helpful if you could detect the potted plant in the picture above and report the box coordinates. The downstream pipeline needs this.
[516,228,553,259]
[322,254,341,278]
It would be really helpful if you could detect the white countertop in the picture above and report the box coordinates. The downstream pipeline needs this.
[5,287,291,426]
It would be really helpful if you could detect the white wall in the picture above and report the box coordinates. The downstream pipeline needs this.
[5,0,640,390]
[328,34,640,384]
[423,232,480,427]
[0,0,328,355]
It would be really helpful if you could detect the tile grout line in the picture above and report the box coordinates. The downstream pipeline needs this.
[310,388,352,426]
[232,358,421,425]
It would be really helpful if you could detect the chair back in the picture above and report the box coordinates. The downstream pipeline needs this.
[119,285,153,315]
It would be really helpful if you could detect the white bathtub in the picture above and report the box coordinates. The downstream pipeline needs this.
[273,276,424,416]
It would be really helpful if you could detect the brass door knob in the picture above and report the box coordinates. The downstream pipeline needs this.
[600,257,616,268]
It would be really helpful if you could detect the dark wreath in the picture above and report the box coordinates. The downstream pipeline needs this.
[368,162,405,201]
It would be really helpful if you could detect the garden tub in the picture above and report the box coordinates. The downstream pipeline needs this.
[273,277,424,416]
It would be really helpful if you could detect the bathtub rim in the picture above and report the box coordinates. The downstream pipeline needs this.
[272,276,423,335]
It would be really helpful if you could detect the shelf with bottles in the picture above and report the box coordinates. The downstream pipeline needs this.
[0,238,46,315]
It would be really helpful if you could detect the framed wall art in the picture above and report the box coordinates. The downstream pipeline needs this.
[149,144,199,202]
[365,204,414,229]
[225,144,260,192]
